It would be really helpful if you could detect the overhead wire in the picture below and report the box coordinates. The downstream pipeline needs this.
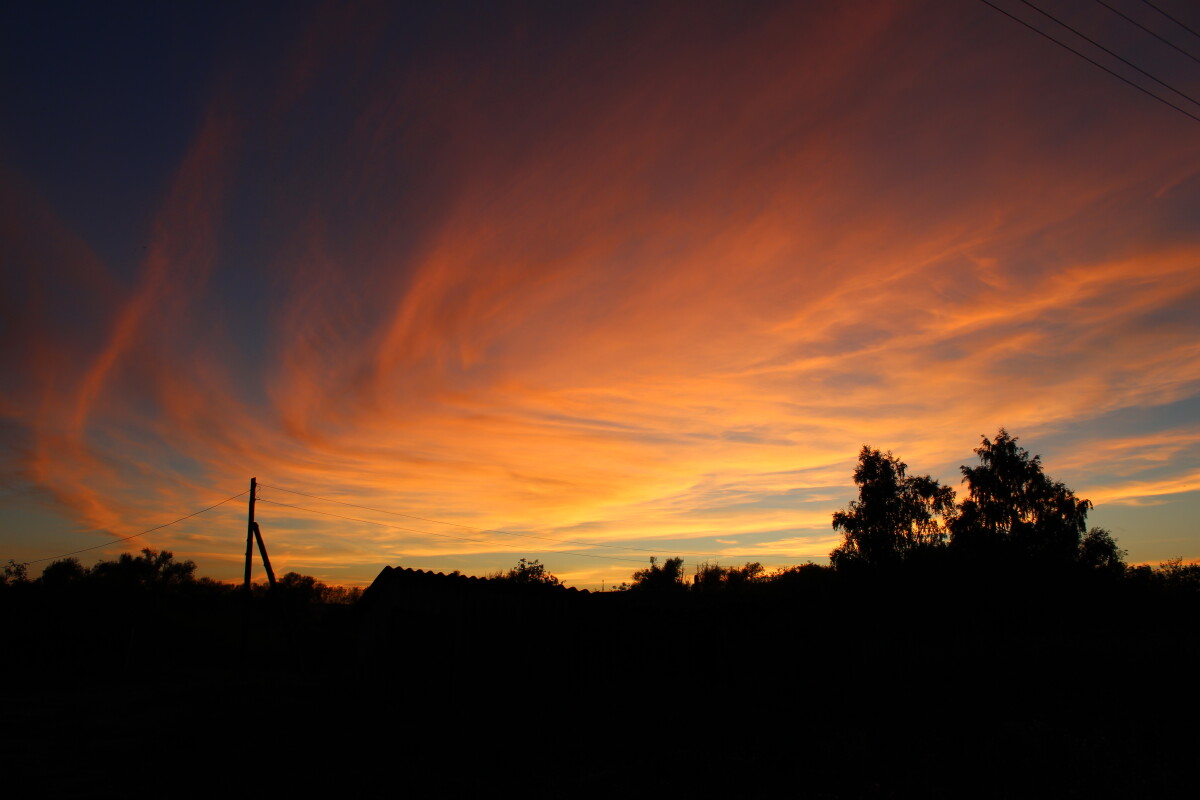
[256,481,824,562]
[18,489,250,566]
[978,0,1200,123]
[1141,0,1200,41]
[1018,0,1200,106]
[1094,0,1200,65]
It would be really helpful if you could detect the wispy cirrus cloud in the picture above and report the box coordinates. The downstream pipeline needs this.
[2,1,1198,585]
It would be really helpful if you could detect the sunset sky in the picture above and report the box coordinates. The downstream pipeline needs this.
[2,0,1197,589]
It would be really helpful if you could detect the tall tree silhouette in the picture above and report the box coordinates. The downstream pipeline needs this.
[950,429,1091,563]
[1078,526,1126,573]
[88,548,197,587]
[830,446,954,568]
[629,556,686,590]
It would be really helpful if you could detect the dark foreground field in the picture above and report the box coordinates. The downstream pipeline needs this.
[3,567,1197,797]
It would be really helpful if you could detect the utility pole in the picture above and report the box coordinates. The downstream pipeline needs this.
[253,522,277,589]
[241,479,284,664]
[243,477,257,594]
[241,477,256,663]
[241,478,277,589]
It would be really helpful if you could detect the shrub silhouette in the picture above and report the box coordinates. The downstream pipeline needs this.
[493,558,561,586]
[692,561,765,591]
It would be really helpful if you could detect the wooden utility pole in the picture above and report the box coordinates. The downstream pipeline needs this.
[243,477,257,593]
[241,477,256,663]
[253,522,277,589]
[241,478,283,664]
[242,478,277,589]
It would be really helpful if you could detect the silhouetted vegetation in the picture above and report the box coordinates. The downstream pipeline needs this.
[2,430,1196,795]
[2,558,28,585]
[489,557,561,586]
[692,560,765,591]
[830,445,954,568]
[268,570,363,604]
[950,429,1107,566]
[1,547,362,602]
[627,555,686,591]
[828,429,1130,578]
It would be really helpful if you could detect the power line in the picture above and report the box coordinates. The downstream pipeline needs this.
[257,481,822,561]
[1019,0,1200,106]
[978,0,1200,123]
[1095,0,1200,66]
[19,489,250,566]
[1142,0,1200,41]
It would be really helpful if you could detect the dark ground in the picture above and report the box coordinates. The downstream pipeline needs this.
[3,571,1196,797]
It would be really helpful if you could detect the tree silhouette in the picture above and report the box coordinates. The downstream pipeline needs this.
[496,558,561,586]
[40,557,87,587]
[277,571,329,602]
[88,548,197,587]
[1154,557,1200,593]
[2,559,28,586]
[830,446,955,568]
[693,561,764,591]
[1078,527,1125,573]
[950,429,1092,564]
[629,556,685,590]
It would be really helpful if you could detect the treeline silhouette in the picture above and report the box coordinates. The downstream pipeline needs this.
[2,548,361,683]
[2,429,1196,796]
[5,548,362,603]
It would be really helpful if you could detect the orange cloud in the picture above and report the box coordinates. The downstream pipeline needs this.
[3,1,1198,585]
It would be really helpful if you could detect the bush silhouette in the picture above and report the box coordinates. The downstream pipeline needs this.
[493,558,562,586]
